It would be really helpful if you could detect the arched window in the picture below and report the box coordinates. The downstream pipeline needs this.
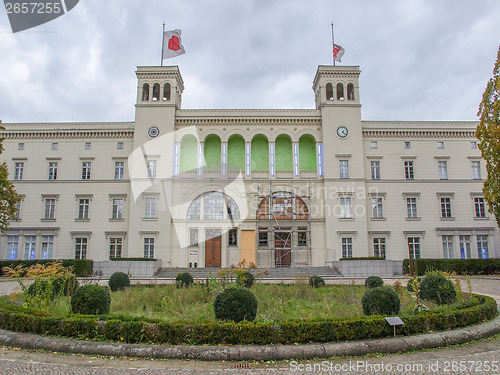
[257,193,309,220]
[228,134,245,173]
[204,134,221,172]
[186,192,240,220]
[326,83,334,101]
[251,134,269,172]
[336,83,344,100]
[163,83,171,101]
[275,134,292,172]
[152,83,160,100]
[347,83,355,100]
[180,135,197,172]
[299,134,316,172]
[142,83,149,101]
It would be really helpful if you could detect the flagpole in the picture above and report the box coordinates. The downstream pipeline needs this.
[161,22,165,66]
[331,22,335,66]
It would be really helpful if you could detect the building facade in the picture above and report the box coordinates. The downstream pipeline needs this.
[1,65,498,267]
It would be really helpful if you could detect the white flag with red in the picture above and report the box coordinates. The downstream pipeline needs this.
[333,44,345,62]
[163,29,185,59]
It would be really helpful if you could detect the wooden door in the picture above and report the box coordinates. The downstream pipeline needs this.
[205,230,222,267]
[274,232,292,267]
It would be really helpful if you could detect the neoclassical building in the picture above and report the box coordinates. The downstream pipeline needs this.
[1,64,498,267]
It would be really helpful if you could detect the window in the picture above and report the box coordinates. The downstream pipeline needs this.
[42,235,53,260]
[44,198,56,219]
[75,238,87,259]
[109,238,122,258]
[339,160,349,179]
[437,142,444,148]
[336,83,344,100]
[404,141,411,148]
[471,141,477,148]
[117,142,124,149]
[258,229,268,247]
[459,235,471,259]
[48,162,58,180]
[13,199,21,220]
[372,198,384,219]
[408,237,420,259]
[52,143,58,150]
[142,83,149,101]
[14,162,24,180]
[438,161,448,180]
[341,238,352,258]
[24,235,36,260]
[474,197,486,218]
[440,197,452,218]
[298,227,307,246]
[326,83,334,100]
[340,197,352,218]
[228,228,237,246]
[112,198,124,219]
[204,192,224,220]
[373,238,386,258]
[147,160,157,178]
[189,229,198,247]
[442,235,454,258]
[477,235,489,259]
[84,142,91,150]
[145,197,156,218]
[404,161,414,180]
[18,143,24,150]
[163,83,171,100]
[187,196,201,220]
[471,161,481,180]
[115,162,124,180]
[82,162,91,180]
[370,141,377,148]
[152,83,160,100]
[407,197,418,218]
[370,161,380,180]
[7,235,18,260]
[347,83,355,100]
[144,238,155,258]
[78,199,90,219]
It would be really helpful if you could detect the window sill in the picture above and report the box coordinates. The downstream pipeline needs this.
[371,217,386,221]
[75,219,90,222]
[406,217,421,221]
[339,217,354,221]
[109,218,125,222]
[142,218,158,221]
[440,217,455,221]
[474,217,489,220]
[41,218,56,222]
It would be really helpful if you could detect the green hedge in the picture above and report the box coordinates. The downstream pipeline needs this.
[0,260,93,277]
[339,257,385,261]
[403,258,500,276]
[0,294,496,345]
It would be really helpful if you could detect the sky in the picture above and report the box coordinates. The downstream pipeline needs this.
[0,0,499,123]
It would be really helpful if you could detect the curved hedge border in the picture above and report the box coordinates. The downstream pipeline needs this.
[0,295,496,345]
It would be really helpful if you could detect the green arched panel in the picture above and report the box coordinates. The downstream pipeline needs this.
[299,134,317,172]
[180,135,197,172]
[228,134,245,173]
[204,134,221,172]
[275,134,292,172]
[251,135,269,172]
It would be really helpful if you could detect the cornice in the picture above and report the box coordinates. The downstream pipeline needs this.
[362,121,478,138]
[362,129,476,138]
[0,124,135,140]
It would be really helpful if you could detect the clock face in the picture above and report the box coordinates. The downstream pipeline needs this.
[337,126,348,138]
[148,126,160,138]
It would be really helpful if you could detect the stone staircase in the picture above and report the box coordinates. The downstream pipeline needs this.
[154,266,342,280]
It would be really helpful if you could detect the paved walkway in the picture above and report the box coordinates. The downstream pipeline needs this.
[0,277,499,374]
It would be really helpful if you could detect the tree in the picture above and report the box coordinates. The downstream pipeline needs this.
[476,46,500,227]
[0,121,20,231]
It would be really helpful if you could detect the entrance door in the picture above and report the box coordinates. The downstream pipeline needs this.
[274,232,292,267]
[205,229,222,267]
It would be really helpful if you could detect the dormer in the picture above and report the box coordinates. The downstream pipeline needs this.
[136,66,185,109]
[312,65,360,109]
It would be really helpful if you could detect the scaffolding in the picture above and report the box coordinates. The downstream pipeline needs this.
[256,179,312,267]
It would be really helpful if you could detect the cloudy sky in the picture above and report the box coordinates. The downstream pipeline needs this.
[0,0,499,123]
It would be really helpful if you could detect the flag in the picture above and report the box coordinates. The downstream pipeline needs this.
[163,29,185,59]
[333,44,345,62]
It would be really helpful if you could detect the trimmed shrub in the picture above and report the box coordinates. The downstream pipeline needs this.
[364,276,384,289]
[175,272,193,288]
[403,258,500,276]
[70,285,110,315]
[108,272,130,292]
[362,286,401,316]
[309,275,325,288]
[419,272,456,305]
[53,276,79,296]
[214,287,258,322]
[0,259,93,277]
[406,277,422,293]
[236,271,255,288]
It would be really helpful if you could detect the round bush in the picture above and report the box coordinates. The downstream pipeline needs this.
[53,276,79,296]
[176,272,194,288]
[419,272,456,305]
[361,286,401,316]
[406,276,422,293]
[309,275,325,288]
[364,276,384,289]
[214,287,258,322]
[108,272,130,292]
[236,271,255,288]
[70,285,111,315]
